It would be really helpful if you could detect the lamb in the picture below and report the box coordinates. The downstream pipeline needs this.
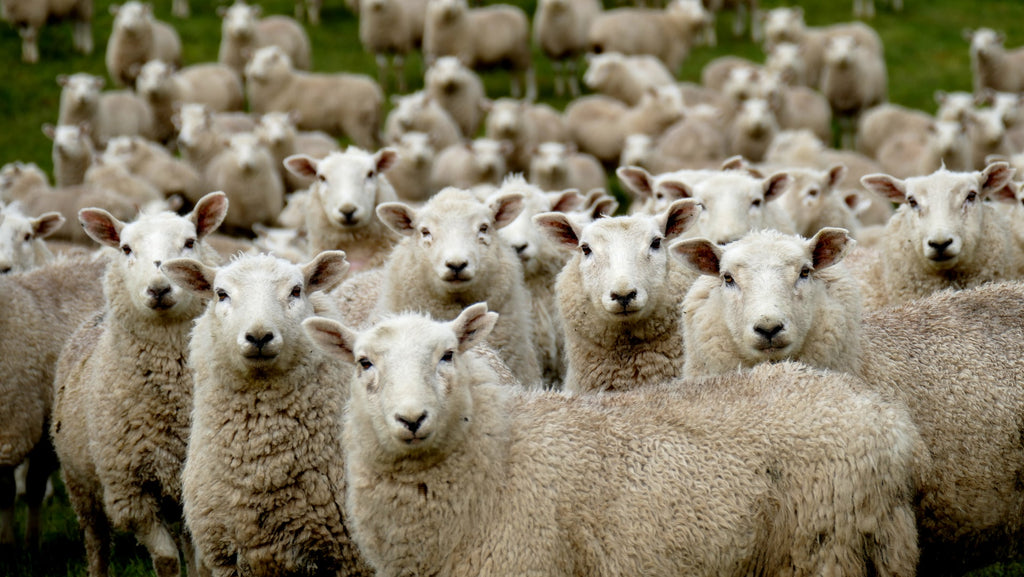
[534,199,700,392]
[105,1,182,88]
[565,86,685,164]
[431,139,511,190]
[359,0,429,93]
[587,2,707,74]
[135,59,244,144]
[771,165,861,238]
[424,56,490,140]
[0,202,65,274]
[934,90,977,123]
[533,0,601,97]
[374,188,542,384]
[245,46,382,150]
[50,192,228,577]
[877,120,974,177]
[422,0,535,99]
[965,28,1024,96]
[764,41,807,86]
[203,132,284,235]
[527,142,605,193]
[301,304,921,577]
[218,1,311,76]
[254,111,340,192]
[159,251,374,576]
[484,98,569,173]
[820,33,888,148]
[582,52,675,107]
[0,252,107,549]
[0,0,92,63]
[57,73,155,148]
[284,147,401,271]
[43,123,93,187]
[851,162,1018,309]
[387,131,436,202]
[383,91,462,151]
[673,230,1024,576]
[102,136,203,203]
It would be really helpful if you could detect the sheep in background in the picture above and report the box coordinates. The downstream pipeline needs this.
[1,0,92,63]
[43,123,93,187]
[820,33,887,148]
[431,139,512,190]
[533,0,601,97]
[566,86,685,164]
[0,203,65,274]
[764,42,806,86]
[82,158,163,207]
[105,1,181,88]
[135,59,244,144]
[729,98,778,162]
[204,133,284,235]
[102,136,203,203]
[57,73,154,148]
[965,28,1024,96]
[582,52,676,106]
[528,142,606,193]
[484,98,569,173]
[254,111,339,192]
[767,165,861,238]
[878,120,974,177]
[588,1,711,74]
[704,0,760,41]
[359,0,429,93]
[174,104,255,172]
[856,103,933,159]
[424,56,489,139]
[651,105,730,171]
[965,106,1013,170]
[759,73,832,143]
[218,0,311,76]
[387,132,436,202]
[383,91,462,151]
[935,90,977,123]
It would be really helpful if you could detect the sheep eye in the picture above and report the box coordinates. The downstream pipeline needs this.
[580,243,592,256]
[479,223,489,234]
[22,233,32,242]
[650,237,662,250]
[799,266,810,279]
[358,357,373,370]
[751,198,762,208]
[966,190,978,203]
[907,196,919,209]
[421,228,431,239]
[290,285,302,298]
[184,238,196,250]
[216,289,229,302]
[317,174,326,182]
[807,188,819,197]
[366,170,374,179]
[440,350,454,363]
[121,244,132,256]
[723,273,735,286]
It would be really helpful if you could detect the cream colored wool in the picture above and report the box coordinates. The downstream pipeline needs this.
[485,98,570,174]
[217,1,311,75]
[303,306,921,577]
[135,60,244,144]
[203,133,284,234]
[102,136,203,203]
[536,199,700,393]
[770,165,861,237]
[0,203,65,274]
[566,87,685,164]
[1,0,92,63]
[161,252,373,577]
[359,0,429,93]
[51,193,228,577]
[82,160,163,207]
[105,1,181,88]
[424,56,489,139]
[967,28,1024,95]
[57,73,155,148]
[534,0,601,97]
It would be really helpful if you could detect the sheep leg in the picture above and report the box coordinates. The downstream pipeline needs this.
[18,26,39,64]
[732,3,746,37]
[891,0,902,11]
[510,73,522,99]
[74,20,94,54]
[0,466,14,546]
[525,66,537,102]
[375,54,390,94]
[173,0,190,18]
[552,61,565,98]
[295,0,305,20]
[139,520,181,577]
[395,55,407,94]
[307,0,322,25]
[748,1,762,41]
[23,441,57,549]
[567,60,581,98]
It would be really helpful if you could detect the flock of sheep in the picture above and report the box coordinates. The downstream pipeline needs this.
[4,0,1024,576]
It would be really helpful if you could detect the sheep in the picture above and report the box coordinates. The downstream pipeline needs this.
[245,46,382,150]
[766,165,861,238]
[877,120,974,178]
[856,103,934,160]
[424,56,490,139]
[934,90,977,123]
[158,251,374,576]
[764,41,807,86]
[533,0,601,97]
[105,1,182,88]
[0,252,108,549]
[534,199,700,392]
[43,123,94,187]
[0,162,49,204]
[431,139,512,191]
[582,52,676,106]
[57,73,155,148]
[820,33,888,148]
[423,0,535,99]
[704,0,760,41]
[566,86,685,164]
[284,147,401,271]
[759,74,832,143]
[699,54,759,92]
[254,111,340,192]
[203,133,284,235]
[302,304,921,577]
[135,59,244,144]
[651,105,730,171]
[673,231,1024,576]
[387,131,436,202]
[102,136,203,203]
[484,98,569,173]
[50,192,228,577]
[965,28,1024,96]
[174,103,255,173]
[294,0,321,24]
[0,0,92,63]
[619,133,663,174]
[853,0,901,18]
[729,98,778,162]
[251,223,309,264]
[82,158,162,207]
[383,90,462,151]
[965,106,1013,170]
[528,142,605,193]
[218,1,311,76]
[588,2,708,74]
[359,0,429,93]
[0,202,65,274]
[375,188,542,384]
[851,162,1018,309]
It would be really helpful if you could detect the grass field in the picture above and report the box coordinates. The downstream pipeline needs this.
[3,0,1024,575]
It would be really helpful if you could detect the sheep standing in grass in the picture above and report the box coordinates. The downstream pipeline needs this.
[528,141,605,193]
[852,162,1018,309]
[376,188,541,384]
[387,131,436,202]
[246,46,383,150]
[674,230,1024,576]
[877,120,974,177]
[485,98,569,173]
[135,59,244,144]
[820,34,887,148]
[965,28,1024,96]
[174,103,255,173]
[588,2,708,74]
[51,192,228,577]
[0,203,65,274]
[424,56,490,140]
[1,0,92,63]
[43,123,93,187]
[533,0,601,97]
[431,139,511,190]
[285,148,401,271]
[582,52,676,106]
[359,0,429,93]
[302,304,921,577]
[57,73,154,147]
[204,133,284,235]
[218,1,311,76]
[160,252,374,577]
[535,199,700,393]
[105,1,181,88]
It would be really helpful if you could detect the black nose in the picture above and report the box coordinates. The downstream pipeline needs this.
[928,238,953,252]
[341,209,357,223]
[147,285,171,300]
[396,411,428,433]
[246,332,274,350]
[0,265,11,274]
[513,243,527,255]
[754,323,784,340]
[446,261,468,274]
[610,290,637,307]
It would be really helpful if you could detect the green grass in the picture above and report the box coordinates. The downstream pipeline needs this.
[3,0,1024,575]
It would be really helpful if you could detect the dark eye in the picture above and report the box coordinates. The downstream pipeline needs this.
[358,357,373,370]
[580,243,592,256]
[22,233,31,242]
[421,227,431,239]
[440,350,454,363]
[366,170,374,179]
[184,238,196,250]
[650,237,662,250]
[723,273,735,286]
[751,198,762,208]
[290,285,301,298]
[799,266,810,279]
[216,289,229,302]
[966,190,978,203]
[317,174,326,182]
[908,197,918,209]
[479,223,488,234]
[121,244,132,256]
[807,188,819,197]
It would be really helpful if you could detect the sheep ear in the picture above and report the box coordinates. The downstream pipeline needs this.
[660,198,701,240]
[548,189,584,213]
[809,227,853,270]
[79,208,125,248]
[31,212,66,239]
[670,238,721,276]
[42,124,56,140]
[284,154,319,178]
[451,302,498,353]
[302,317,358,363]
[660,180,693,200]
[990,181,1020,205]
[617,166,655,199]
[490,192,524,230]
[190,191,229,238]
[980,161,1015,197]
[162,258,216,297]
[216,5,227,16]
[109,3,121,15]
[377,202,418,236]
[762,172,790,202]
[962,28,975,41]
[590,196,618,219]
[57,74,69,86]
[375,148,399,173]
[534,212,581,248]
[303,250,350,294]
[825,164,847,189]
[861,174,907,203]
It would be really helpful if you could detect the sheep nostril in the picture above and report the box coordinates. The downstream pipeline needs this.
[754,323,785,340]
[446,261,468,274]
[245,332,275,350]
[610,290,637,307]
[513,243,528,255]
[396,411,428,433]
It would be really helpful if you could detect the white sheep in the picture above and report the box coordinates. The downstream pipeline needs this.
[935,89,977,123]
[284,147,401,271]
[203,132,284,235]
[759,73,832,143]
[218,0,311,76]
[764,41,806,86]
[729,98,778,162]
[245,45,383,150]
[1,0,92,63]
[534,199,700,392]
[135,59,244,144]
[965,106,1013,170]
[566,86,685,164]
[387,131,436,202]
[383,90,462,151]
[105,1,182,88]
[43,123,93,187]
[251,223,309,264]
[533,0,601,97]
[0,202,65,274]
[770,165,861,238]
[588,1,708,73]
[375,188,542,384]
[877,120,974,178]
[431,138,512,190]
[51,192,228,577]
[820,33,888,148]
[82,157,164,207]
[965,28,1024,96]
[856,103,933,160]
[301,304,921,577]
[616,164,713,215]
[673,230,1024,576]
[359,0,429,93]
[852,162,1018,309]
[527,141,605,193]
[484,98,569,173]
[423,0,535,99]
[173,103,255,172]
[56,73,155,148]
[254,111,340,192]
[159,251,374,576]
[102,135,203,203]
[650,105,730,171]
[582,52,676,106]
[424,56,490,140]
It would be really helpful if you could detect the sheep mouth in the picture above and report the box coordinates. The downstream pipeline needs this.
[442,273,472,284]
[928,252,957,263]
[243,350,279,361]
[147,297,176,311]
[754,340,791,354]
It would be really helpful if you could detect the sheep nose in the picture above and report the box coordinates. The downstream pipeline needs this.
[395,411,428,433]
[154,260,161,268]
[513,243,528,255]
[341,209,357,222]
[610,289,637,307]
[928,238,953,253]
[754,322,785,340]
[446,260,468,274]
[245,331,275,350]
[0,264,12,274]
[147,285,171,300]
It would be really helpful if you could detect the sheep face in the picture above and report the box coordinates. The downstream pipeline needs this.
[968,28,1004,60]
[762,7,803,47]
[112,1,153,36]
[675,171,791,245]
[378,189,523,291]
[135,60,174,99]
[777,166,845,235]
[928,121,972,169]
[304,303,496,458]
[163,252,349,378]
[470,139,510,184]
[735,98,778,140]
[255,112,297,149]
[397,132,435,168]
[79,192,228,318]
[824,35,858,70]
[426,57,472,97]
[765,43,805,86]
[990,92,1024,128]
[862,163,1015,269]
[245,46,291,84]
[0,163,47,201]
[486,100,526,141]
[722,67,761,104]
[673,228,852,364]
[175,104,210,147]
[222,2,259,40]
[0,205,63,274]
[227,133,273,174]
[967,107,1007,149]
[582,53,621,91]
[497,177,581,276]
[388,92,429,131]
[428,0,467,25]
[934,91,975,123]
[288,148,398,230]
[619,136,655,173]
[529,142,571,184]
[52,124,92,159]
[58,74,103,110]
